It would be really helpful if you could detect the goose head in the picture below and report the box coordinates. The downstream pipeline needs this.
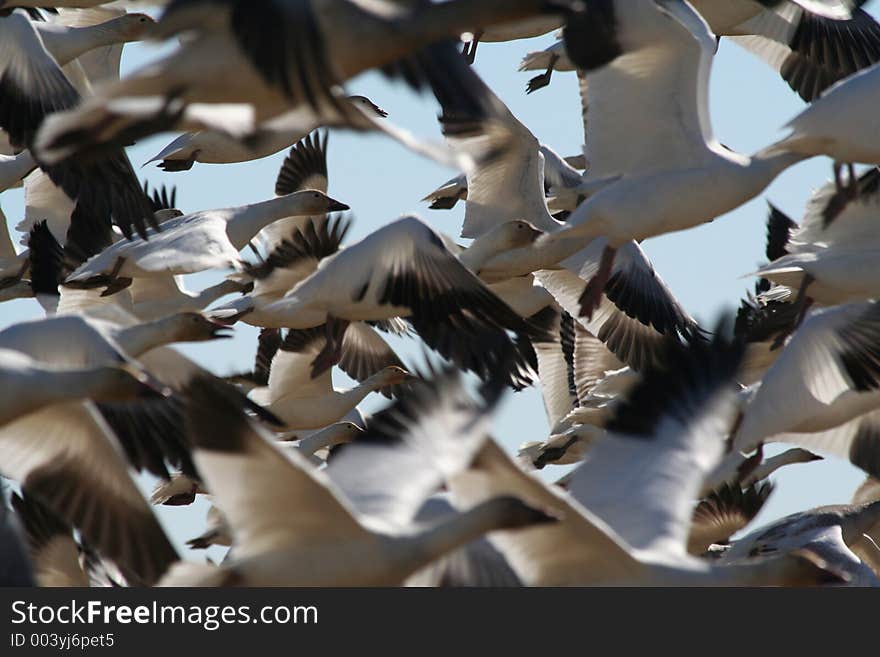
[163,312,235,343]
[375,365,418,388]
[155,208,184,222]
[483,220,544,251]
[347,95,388,118]
[287,190,350,215]
[325,421,365,443]
[112,13,156,41]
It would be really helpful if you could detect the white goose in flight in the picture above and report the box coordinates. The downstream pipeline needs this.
[144,95,388,172]
[755,168,880,310]
[252,216,551,390]
[64,190,348,294]
[519,0,879,101]
[506,0,813,317]
[444,332,842,585]
[159,373,555,586]
[35,0,567,167]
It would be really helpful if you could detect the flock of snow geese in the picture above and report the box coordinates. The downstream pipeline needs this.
[2,0,880,588]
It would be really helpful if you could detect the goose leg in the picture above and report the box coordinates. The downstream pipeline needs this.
[578,245,617,321]
[158,157,196,172]
[526,54,560,94]
[770,274,814,351]
[534,435,579,470]
[834,162,844,191]
[98,257,132,297]
[310,316,350,378]
[847,163,858,199]
[464,31,483,65]
[736,444,764,484]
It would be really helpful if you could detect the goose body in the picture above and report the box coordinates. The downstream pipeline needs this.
[733,302,880,477]
[773,62,880,164]
[755,169,880,306]
[35,0,563,163]
[161,374,554,587]
[253,216,548,388]
[66,190,348,282]
[145,96,387,171]
[0,348,154,427]
[248,325,411,431]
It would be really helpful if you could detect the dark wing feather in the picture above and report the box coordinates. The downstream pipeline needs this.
[782,8,880,101]
[0,42,155,240]
[275,130,328,196]
[27,220,65,297]
[95,396,199,480]
[245,214,351,280]
[378,246,552,390]
[605,318,744,438]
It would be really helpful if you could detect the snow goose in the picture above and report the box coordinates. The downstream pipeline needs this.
[127,276,248,322]
[186,503,232,551]
[0,313,188,583]
[0,398,179,584]
[702,440,825,496]
[36,0,565,165]
[159,373,555,586]
[722,500,880,585]
[10,492,89,587]
[247,325,413,431]
[255,129,333,255]
[435,83,705,371]
[255,216,550,389]
[0,308,238,480]
[770,62,880,169]
[421,143,583,212]
[64,189,348,293]
[731,301,880,478]
[0,9,155,239]
[708,1,880,101]
[34,10,153,68]
[535,0,813,316]
[755,169,880,309]
[533,240,706,371]
[145,95,387,172]
[446,330,842,585]
[519,1,880,101]
[687,482,775,556]
[404,495,523,587]
[0,347,161,427]
[210,213,352,328]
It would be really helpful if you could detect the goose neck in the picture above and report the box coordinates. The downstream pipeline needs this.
[225,196,313,250]
[113,316,179,357]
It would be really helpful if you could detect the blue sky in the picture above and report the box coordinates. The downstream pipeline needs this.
[2,5,877,552]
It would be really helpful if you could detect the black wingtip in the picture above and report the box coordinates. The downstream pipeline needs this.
[143,181,179,213]
[765,203,796,262]
[275,130,329,197]
[605,315,745,438]
[10,492,73,554]
[27,221,65,297]
[185,376,285,454]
